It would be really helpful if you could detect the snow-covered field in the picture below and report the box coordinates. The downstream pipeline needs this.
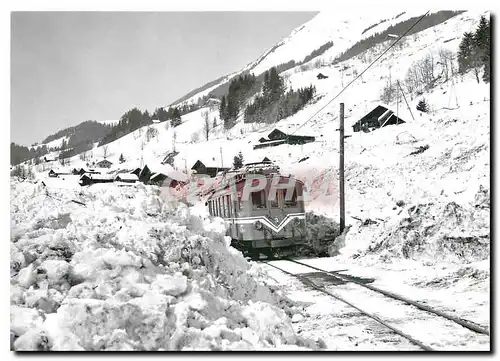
[10,9,490,352]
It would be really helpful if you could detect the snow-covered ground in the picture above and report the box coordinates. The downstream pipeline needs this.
[11,9,490,351]
[259,256,489,350]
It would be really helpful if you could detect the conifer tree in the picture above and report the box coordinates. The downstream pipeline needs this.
[233,151,244,169]
[416,99,429,113]
[171,108,182,127]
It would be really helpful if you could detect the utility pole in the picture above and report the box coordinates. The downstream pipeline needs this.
[220,147,223,168]
[339,103,345,233]
[396,86,400,125]
[397,80,415,121]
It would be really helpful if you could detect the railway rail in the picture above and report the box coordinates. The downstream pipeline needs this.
[262,258,490,351]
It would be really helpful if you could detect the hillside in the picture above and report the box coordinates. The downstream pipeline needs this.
[11,121,113,166]
[171,10,458,109]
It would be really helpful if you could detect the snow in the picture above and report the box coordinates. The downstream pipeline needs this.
[10,180,322,350]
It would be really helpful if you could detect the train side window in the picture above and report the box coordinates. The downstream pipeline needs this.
[284,188,297,207]
[225,196,228,217]
[252,191,266,209]
[238,195,243,211]
[227,195,232,217]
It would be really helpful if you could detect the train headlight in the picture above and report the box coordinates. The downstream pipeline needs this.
[254,221,263,230]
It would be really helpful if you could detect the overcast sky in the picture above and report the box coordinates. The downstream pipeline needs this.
[10,12,317,146]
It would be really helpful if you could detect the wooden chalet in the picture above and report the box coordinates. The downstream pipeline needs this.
[191,160,229,178]
[149,172,168,186]
[352,105,406,133]
[114,173,139,183]
[79,173,114,186]
[253,129,315,150]
[96,159,113,168]
[72,167,101,176]
[130,167,142,177]
[48,168,72,177]
[161,151,179,166]
[139,164,152,183]
[317,73,329,79]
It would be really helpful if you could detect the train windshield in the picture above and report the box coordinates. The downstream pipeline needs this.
[270,188,297,208]
[251,190,266,209]
[284,188,297,207]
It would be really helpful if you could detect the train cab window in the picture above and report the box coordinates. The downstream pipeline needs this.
[252,191,266,209]
[271,189,285,208]
[284,188,298,207]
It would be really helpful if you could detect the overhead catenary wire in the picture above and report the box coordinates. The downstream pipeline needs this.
[290,10,431,137]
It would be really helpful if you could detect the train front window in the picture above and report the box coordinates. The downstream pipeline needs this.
[284,188,297,207]
[251,191,266,209]
[271,189,287,208]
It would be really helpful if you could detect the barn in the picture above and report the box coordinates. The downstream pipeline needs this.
[352,104,406,133]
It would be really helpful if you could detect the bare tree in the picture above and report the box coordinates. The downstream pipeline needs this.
[172,130,177,152]
[417,53,436,90]
[191,131,200,143]
[102,145,109,159]
[203,111,210,141]
[79,151,87,161]
[146,126,159,142]
[437,48,455,82]
[380,81,397,104]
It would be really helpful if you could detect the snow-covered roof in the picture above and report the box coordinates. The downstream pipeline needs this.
[115,173,139,181]
[50,167,72,174]
[147,162,189,182]
[79,173,114,180]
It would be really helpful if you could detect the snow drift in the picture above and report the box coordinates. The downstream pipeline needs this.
[10,180,323,351]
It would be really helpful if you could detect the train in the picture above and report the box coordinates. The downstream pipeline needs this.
[206,161,307,259]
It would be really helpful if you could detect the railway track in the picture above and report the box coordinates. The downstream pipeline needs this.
[262,258,490,351]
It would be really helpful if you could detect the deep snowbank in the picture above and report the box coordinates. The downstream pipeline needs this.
[10,180,323,351]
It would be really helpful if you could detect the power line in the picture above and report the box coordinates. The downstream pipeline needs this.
[290,10,430,136]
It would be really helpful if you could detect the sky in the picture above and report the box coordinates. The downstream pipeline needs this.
[10,11,317,146]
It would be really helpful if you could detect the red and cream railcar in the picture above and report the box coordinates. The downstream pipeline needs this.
[207,168,307,259]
